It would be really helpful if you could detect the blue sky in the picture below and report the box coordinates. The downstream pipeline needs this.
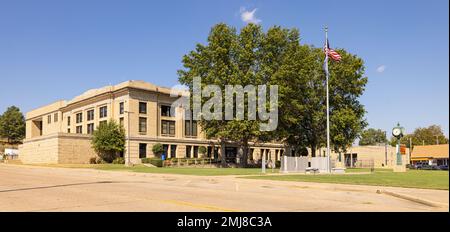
[0,0,448,136]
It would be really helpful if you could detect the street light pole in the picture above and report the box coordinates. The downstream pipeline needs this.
[124,102,133,167]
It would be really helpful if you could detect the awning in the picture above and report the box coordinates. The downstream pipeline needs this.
[410,158,430,161]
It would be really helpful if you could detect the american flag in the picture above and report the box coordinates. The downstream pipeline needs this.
[324,39,341,61]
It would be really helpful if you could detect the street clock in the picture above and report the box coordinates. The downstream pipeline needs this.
[392,123,405,139]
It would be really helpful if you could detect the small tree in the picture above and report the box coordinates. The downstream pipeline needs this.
[198,146,207,157]
[91,120,125,163]
[0,106,25,144]
[152,143,164,158]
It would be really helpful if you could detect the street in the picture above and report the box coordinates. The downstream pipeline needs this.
[0,164,448,212]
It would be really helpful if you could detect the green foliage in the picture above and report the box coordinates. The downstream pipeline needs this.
[89,157,97,164]
[0,106,25,144]
[112,157,125,164]
[389,125,448,147]
[151,143,164,157]
[91,120,125,163]
[141,158,163,167]
[198,146,207,155]
[359,128,387,146]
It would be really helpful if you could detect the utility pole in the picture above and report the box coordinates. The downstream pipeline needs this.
[384,131,388,166]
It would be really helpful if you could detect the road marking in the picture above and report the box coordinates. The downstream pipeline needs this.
[161,199,239,212]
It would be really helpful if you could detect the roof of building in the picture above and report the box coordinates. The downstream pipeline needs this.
[411,144,449,159]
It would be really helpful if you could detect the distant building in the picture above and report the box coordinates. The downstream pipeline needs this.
[410,144,449,166]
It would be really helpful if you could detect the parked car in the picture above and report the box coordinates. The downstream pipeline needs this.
[415,164,440,170]
[438,165,449,170]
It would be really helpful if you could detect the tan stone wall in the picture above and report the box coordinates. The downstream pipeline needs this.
[58,135,96,164]
[19,134,59,164]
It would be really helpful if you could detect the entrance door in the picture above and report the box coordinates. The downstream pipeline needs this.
[225,147,237,163]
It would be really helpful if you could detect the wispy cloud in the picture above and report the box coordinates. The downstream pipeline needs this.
[240,7,261,24]
[376,65,386,73]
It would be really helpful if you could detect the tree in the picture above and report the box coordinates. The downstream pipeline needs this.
[91,120,125,163]
[198,146,207,157]
[359,128,387,146]
[390,125,448,147]
[0,106,25,144]
[274,44,367,156]
[178,23,298,167]
[152,143,164,158]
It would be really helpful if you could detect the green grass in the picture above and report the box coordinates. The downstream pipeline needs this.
[243,169,449,190]
[32,164,275,176]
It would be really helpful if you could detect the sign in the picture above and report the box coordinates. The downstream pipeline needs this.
[400,145,406,155]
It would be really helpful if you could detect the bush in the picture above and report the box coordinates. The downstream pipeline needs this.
[142,158,163,167]
[96,157,106,164]
[112,157,125,164]
[89,157,97,164]
[152,143,164,158]
[91,120,125,163]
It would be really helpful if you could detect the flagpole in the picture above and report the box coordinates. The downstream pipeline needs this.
[325,26,331,173]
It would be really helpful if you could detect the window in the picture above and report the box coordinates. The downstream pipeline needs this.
[119,102,124,115]
[99,106,107,118]
[99,120,107,126]
[87,109,94,121]
[139,102,147,114]
[185,120,198,137]
[161,120,175,136]
[119,117,124,127]
[67,116,71,126]
[67,128,71,133]
[161,105,173,117]
[139,143,147,159]
[171,145,177,158]
[76,126,82,134]
[139,117,147,133]
[87,123,95,134]
[193,146,199,158]
[186,145,192,158]
[76,113,83,123]
[48,115,51,124]
[54,113,58,122]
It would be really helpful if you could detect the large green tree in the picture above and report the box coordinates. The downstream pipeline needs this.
[390,124,448,147]
[91,120,125,163]
[0,106,25,144]
[274,44,367,156]
[178,23,297,167]
[359,128,387,146]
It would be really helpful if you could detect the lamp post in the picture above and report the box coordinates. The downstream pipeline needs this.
[124,103,134,166]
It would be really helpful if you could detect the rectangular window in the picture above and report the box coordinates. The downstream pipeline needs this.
[171,145,177,158]
[67,128,71,133]
[139,117,147,133]
[193,146,199,158]
[186,145,192,158]
[119,102,124,115]
[119,117,124,127]
[48,115,51,124]
[54,113,58,122]
[139,102,147,114]
[161,120,175,136]
[160,105,173,117]
[99,106,107,118]
[139,143,147,159]
[76,126,82,134]
[67,116,71,126]
[185,120,198,137]
[76,113,83,123]
[87,123,95,134]
[99,120,107,126]
[87,109,94,121]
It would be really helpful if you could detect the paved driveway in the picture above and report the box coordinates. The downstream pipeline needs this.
[0,164,447,212]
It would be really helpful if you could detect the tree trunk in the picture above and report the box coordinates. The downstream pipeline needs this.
[220,139,227,167]
[311,145,316,157]
[241,137,249,168]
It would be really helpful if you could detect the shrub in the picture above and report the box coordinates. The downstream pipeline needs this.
[142,158,163,167]
[152,143,164,158]
[112,157,125,164]
[89,157,97,164]
[91,120,125,163]
[96,157,106,164]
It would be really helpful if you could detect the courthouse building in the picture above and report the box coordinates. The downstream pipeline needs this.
[19,80,285,164]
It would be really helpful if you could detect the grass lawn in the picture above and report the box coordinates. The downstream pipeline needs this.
[30,164,275,176]
[243,169,449,190]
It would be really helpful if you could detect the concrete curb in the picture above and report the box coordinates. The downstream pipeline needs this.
[377,190,448,208]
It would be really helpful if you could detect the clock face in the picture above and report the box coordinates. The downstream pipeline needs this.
[392,128,401,137]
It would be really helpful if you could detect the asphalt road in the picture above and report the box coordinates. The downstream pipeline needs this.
[0,164,448,212]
